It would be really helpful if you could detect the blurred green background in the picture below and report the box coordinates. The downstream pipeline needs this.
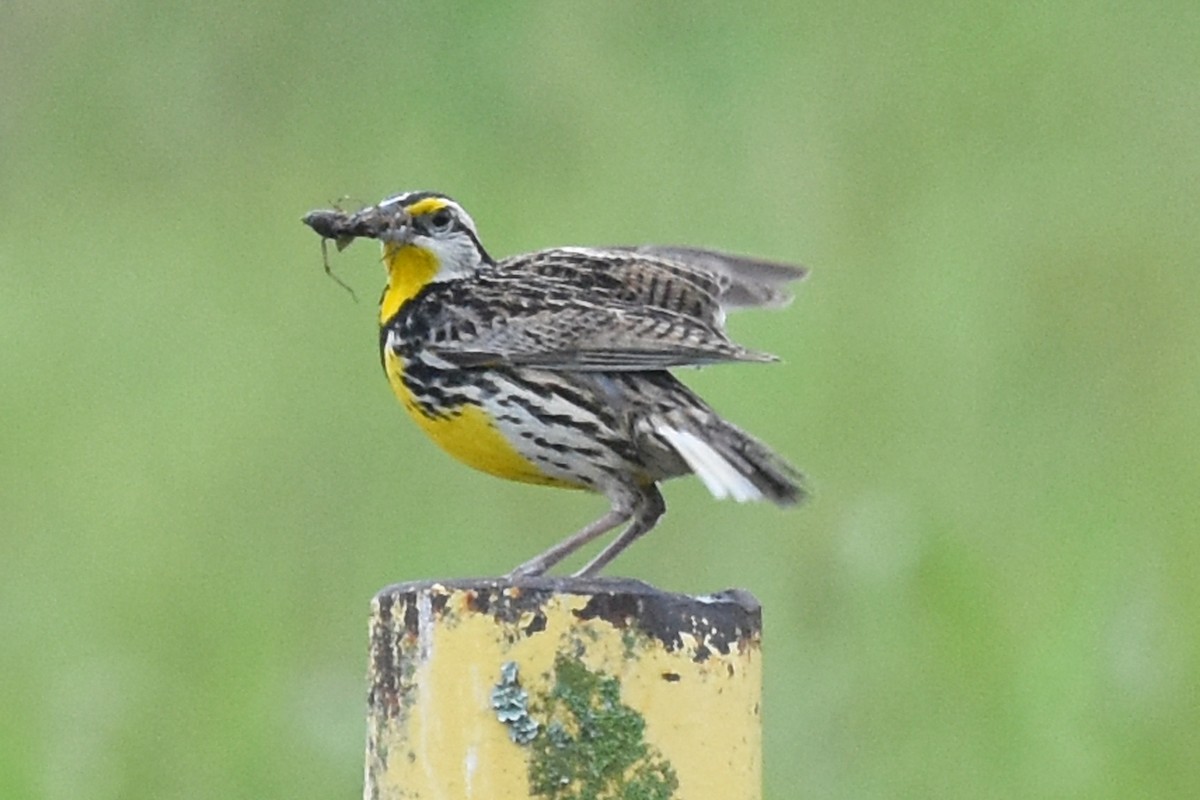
[3,2,1198,798]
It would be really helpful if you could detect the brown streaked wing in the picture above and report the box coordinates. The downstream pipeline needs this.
[409,273,777,372]
[499,248,730,327]
[609,245,807,309]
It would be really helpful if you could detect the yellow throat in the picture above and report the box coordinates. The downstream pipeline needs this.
[379,242,439,325]
[377,240,582,490]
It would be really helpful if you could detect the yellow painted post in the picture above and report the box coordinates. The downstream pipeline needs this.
[364,577,762,800]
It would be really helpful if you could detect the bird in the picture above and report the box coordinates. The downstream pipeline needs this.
[302,191,807,577]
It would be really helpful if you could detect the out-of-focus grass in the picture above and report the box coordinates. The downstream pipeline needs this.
[2,3,1197,798]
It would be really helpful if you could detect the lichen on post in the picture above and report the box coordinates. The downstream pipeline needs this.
[364,577,762,800]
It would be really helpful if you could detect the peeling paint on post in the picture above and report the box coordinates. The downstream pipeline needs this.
[364,577,762,800]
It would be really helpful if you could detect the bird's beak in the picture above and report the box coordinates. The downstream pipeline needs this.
[355,203,412,245]
[302,203,414,250]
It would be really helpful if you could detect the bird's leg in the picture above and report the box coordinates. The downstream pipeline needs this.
[573,484,665,577]
[506,491,636,578]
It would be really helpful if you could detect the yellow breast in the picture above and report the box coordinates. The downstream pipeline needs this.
[382,349,581,488]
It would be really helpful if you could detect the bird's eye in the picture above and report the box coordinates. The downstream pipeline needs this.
[428,208,455,233]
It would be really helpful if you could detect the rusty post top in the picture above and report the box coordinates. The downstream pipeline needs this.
[372,576,761,657]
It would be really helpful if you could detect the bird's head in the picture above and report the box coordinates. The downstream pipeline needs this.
[362,191,493,321]
[376,191,493,279]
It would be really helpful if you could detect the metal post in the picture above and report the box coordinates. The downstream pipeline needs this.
[364,577,762,799]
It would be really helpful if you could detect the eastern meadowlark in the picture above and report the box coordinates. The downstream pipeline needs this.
[303,191,807,577]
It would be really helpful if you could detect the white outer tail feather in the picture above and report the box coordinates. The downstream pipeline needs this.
[655,426,763,503]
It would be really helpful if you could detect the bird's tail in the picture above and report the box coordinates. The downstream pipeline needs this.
[652,408,805,506]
